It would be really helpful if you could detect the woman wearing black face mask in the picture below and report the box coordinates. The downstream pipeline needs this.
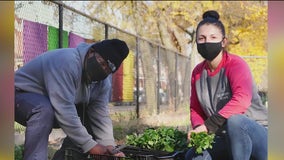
[185,10,267,160]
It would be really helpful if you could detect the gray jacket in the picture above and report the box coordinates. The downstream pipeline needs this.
[15,43,115,153]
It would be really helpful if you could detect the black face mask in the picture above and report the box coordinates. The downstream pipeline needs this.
[197,40,223,61]
[85,56,109,83]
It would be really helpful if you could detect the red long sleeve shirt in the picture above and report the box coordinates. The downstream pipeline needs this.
[190,51,267,129]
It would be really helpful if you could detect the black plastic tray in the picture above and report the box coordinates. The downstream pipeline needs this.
[65,146,185,160]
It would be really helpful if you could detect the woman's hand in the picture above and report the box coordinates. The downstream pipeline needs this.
[187,124,208,140]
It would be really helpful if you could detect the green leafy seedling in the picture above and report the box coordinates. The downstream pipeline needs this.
[188,132,215,154]
[126,127,188,152]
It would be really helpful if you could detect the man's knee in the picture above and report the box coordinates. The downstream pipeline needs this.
[39,103,55,120]
[31,101,55,128]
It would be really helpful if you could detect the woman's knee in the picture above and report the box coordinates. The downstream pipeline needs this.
[227,114,248,130]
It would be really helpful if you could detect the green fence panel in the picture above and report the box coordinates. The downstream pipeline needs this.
[48,26,68,50]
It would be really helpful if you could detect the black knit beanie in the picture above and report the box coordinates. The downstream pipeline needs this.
[92,39,129,73]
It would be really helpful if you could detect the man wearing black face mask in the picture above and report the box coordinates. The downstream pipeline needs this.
[84,39,128,84]
[15,39,129,160]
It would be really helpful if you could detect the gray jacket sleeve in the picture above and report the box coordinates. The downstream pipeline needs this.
[87,76,116,146]
[43,56,97,153]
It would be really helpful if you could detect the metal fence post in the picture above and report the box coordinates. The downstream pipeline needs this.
[105,24,108,40]
[157,46,161,114]
[174,53,178,112]
[135,37,140,118]
[58,4,63,48]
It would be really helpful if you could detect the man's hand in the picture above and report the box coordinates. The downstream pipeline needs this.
[88,144,125,157]
[88,144,108,155]
[187,124,208,140]
[106,145,125,157]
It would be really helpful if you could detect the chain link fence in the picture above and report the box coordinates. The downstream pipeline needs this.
[14,1,191,118]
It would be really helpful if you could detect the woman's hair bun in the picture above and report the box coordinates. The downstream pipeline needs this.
[202,10,219,20]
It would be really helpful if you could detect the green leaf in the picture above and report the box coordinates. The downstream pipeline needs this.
[196,147,203,154]
[189,132,215,154]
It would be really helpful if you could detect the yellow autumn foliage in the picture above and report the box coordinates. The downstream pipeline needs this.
[86,1,267,89]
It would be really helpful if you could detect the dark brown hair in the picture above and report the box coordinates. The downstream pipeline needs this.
[196,10,226,38]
